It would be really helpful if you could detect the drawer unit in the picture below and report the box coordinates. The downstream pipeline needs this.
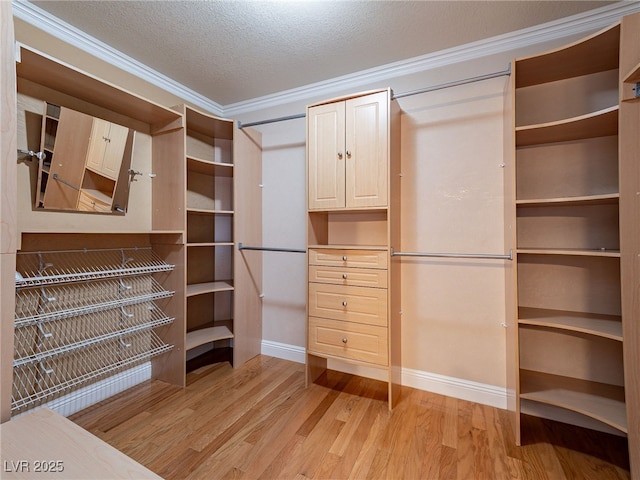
[308,283,387,326]
[308,317,388,366]
[309,265,387,288]
[77,190,111,213]
[309,248,388,269]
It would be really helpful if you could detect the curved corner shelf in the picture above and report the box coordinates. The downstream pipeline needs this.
[519,369,627,434]
[186,325,234,351]
[516,106,619,147]
[518,307,623,341]
[516,248,620,258]
[186,281,234,297]
[516,193,619,207]
[515,23,620,88]
[186,157,234,176]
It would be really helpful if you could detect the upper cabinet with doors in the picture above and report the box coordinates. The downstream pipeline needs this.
[308,90,389,210]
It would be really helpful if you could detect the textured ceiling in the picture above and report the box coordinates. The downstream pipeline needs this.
[30,0,619,106]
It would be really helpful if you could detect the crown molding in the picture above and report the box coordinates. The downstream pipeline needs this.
[225,1,640,117]
[12,0,640,119]
[12,0,225,117]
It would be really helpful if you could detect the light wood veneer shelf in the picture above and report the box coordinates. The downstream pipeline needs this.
[186,208,233,215]
[516,193,619,206]
[516,248,620,258]
[515,106,618,146]
[518,307,622,341]
[186,157,234,176]
[519,369,627,433]
[308,244,389,251]
[186,325,234,351]
[186,281,234,297]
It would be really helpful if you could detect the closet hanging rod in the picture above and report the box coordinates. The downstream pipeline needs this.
[238,113,306,129]
[237,66,511,129]
[238,242,306,254]
[392,248,513,261]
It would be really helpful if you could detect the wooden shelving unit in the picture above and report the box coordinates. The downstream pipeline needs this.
[305,89,402,409]
[508,13,640,478]
[179,105,263,369]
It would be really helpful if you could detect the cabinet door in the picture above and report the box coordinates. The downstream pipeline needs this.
[101,123,128,180]
[308,101,345,210]
[86,120,128,180]
[43,108,93,210]
[345,91,388,208]
[85,118,109,173]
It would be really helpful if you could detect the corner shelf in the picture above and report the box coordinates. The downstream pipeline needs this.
[186,325,234,351]
[518,307,623,341]
[520,369,627,434]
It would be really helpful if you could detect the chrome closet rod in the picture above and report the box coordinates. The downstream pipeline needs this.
[237,242,306,254]
[237,66,511,129]
[391,248,513,261]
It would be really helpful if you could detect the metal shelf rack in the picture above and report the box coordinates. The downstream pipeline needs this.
[12,248,175,414]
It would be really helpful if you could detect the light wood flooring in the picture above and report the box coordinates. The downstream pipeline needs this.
[70,355,630,479]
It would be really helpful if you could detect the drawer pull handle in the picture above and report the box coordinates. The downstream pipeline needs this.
[342,274,347,279]
[342,301,348,307]
[342,337,348,344]
[342,256,347,261]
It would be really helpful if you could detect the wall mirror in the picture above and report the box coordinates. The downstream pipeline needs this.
[34,102,135,214]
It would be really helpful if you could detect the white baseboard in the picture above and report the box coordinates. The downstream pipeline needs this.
[16,363,152,419]
[261,340,507,409]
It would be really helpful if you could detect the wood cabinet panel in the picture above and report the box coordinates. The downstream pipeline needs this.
[309,265,387,288]
[308,283,387,327]
[345,91,388,208]
[308,316,388,366]
[309,248,387,269]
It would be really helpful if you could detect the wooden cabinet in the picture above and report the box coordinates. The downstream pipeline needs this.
[179,105,262,370]
[306,89,401,409]
[507,13,639,478]
[85,117,129,179]
[308,90,388,210]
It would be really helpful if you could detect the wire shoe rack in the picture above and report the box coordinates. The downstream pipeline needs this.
[12,247,176,414]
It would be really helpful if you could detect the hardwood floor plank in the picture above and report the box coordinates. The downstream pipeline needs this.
[66,355,631,480]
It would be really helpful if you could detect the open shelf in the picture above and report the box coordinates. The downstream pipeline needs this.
[519,369,627,434]
[516,106,618,146]
[186,325,234,351]
[515,23,620,88]
[516,193,619,207]
[516,248,620,258]
[186,281,234,297]
[518,307,622,341]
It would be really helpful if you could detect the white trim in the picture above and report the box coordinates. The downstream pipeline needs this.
[261,339,306,364]
[262,340,507,409]
[15,363,152,419]
[225,1,640,116]
[12,0,640,119]
[12,0,225,117]
[401,367,507,410]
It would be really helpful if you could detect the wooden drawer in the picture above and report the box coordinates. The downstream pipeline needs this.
[309,248,388,269]
[308,283,387,326]
[308,317,388,366]
[77,190,111,213]
[309,265,387,288]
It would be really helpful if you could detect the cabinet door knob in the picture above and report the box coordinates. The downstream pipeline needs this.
[346,150,351,158]
[342,337,348,344]
[337,151,343,159]
[342,301,348,307]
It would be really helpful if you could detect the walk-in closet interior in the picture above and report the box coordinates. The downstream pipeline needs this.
[1,1,639,479]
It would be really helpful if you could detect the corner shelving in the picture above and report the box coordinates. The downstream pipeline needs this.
[511,20,628,443]
[180,105,236,366]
